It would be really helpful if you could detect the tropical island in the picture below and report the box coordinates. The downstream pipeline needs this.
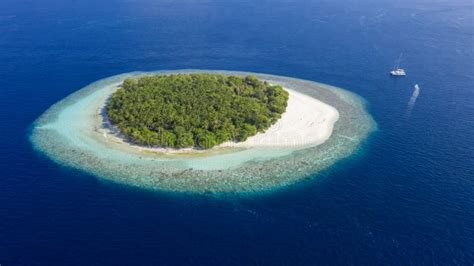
[107,74,289,149]
[31,70,376,193]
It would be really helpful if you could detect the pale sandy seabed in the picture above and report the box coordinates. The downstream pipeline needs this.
[30,70,377,194]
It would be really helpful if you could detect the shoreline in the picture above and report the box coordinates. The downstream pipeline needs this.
[99,86,340,154]
[31,70,376,193]
[219,88,339,148]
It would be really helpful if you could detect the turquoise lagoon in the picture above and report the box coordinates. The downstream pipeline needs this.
[30,70,376,193]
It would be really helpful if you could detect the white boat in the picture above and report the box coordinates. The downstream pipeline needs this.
[390,53,406,76]
[413,84,420,95]
[390,68,406,76]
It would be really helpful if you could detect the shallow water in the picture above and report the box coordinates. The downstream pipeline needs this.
[31,70,375,192]
[1,0,473,264]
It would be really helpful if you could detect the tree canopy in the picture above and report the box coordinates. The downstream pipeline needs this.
[106,73,289,149]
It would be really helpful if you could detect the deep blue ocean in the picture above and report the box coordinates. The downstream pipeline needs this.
[1,0,473,265]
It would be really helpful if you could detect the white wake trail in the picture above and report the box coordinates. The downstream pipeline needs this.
[405,84,421,118]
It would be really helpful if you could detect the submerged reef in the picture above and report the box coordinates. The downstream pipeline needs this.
[30,70,376,194]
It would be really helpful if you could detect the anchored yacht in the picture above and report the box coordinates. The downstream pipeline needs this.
[390,53,406,76]
[390,68,406,76]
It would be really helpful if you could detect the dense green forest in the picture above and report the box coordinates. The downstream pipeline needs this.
[107,73,289,149]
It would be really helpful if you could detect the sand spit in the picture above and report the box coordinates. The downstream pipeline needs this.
[220,88,339,148]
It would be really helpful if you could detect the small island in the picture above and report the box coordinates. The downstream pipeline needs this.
[31,70,376,193]
[107,74,289,149]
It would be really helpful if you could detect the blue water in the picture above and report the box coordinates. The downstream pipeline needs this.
[1,0,473,264]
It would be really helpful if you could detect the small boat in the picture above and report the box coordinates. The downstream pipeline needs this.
[413,84,420,94]
[390,68,406,76]
[390,53,406,76]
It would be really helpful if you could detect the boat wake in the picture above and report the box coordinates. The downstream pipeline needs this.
[405,84,421,118]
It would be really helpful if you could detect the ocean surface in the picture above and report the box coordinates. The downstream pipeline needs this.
[0,0,473,265]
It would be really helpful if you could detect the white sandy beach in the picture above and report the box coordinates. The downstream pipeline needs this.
[219,88,339,148]
[100,87,340,153]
